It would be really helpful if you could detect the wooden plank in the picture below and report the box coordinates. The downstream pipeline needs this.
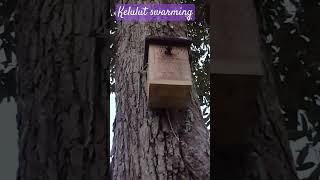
[148,45,192,82]
[210,60,263,75]
[148,83,191,108]
[148,80,192,86]
[211,74,261,145]
[147,44,192,108]
[144,36,192,65]
[211,0,262,74]
[210,0,263,145]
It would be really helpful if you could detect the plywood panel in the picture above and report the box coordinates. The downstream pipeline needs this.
[211,74,260,145]
[211,60,263,75]
[148,83,191,108]
[210,0,262,74]
[148,45,192,82]
[210,0,264,145]
[147,44,192,108]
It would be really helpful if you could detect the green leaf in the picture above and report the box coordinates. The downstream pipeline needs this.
[308,163,320,180]
[296,162,315,171]
[296,145,309,165]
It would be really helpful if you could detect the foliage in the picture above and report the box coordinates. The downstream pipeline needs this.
[107,0,117,94]
[0,0,17,102]
[256,0,320,179]
[107,20,117,94]
[185,0,210,125]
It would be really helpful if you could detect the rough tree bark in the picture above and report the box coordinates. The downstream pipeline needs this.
[212,1,299,179]
[111,1,210,180]
[15,0,109,179]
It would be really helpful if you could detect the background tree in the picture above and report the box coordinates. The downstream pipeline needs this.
[257,0,320,179]
[110,0,210,179]
[15,0,109,179]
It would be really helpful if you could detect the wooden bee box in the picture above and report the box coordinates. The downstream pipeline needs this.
[144,37,192,109]
[209,0,265,146]
[210,55,264,146]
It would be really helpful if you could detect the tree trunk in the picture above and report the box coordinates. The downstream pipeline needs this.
[15,0,108,179]
[111,1,210,180]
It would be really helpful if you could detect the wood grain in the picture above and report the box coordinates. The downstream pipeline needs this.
[147,45,192,108]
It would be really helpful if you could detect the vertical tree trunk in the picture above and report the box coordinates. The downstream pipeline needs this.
[15,0,108,179]
[111,1,210,180]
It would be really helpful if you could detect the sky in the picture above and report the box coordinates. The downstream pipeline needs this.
[110,93,116,155]
[0,97,18,179]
